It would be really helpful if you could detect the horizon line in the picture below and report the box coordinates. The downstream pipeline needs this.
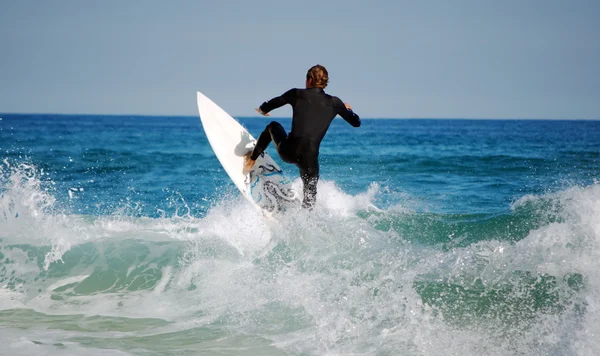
[0,112,599,122]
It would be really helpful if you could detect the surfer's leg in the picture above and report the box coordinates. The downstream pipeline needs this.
[244,122,289,174]
[299,163,319,209]
[250,122,287,160]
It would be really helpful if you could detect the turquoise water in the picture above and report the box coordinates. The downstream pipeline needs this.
[1,114,600,355]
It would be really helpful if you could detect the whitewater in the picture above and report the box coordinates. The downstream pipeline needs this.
[1,115,599,355]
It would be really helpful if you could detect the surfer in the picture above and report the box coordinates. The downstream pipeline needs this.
[244,64,361,209]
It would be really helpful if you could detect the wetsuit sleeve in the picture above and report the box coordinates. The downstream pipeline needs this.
[259,89,296,114]
[335,97,361,127]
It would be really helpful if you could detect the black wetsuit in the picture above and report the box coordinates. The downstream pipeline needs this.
[249,87,361,208]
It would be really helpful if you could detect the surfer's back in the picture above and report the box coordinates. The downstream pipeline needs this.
[288,87,341,144]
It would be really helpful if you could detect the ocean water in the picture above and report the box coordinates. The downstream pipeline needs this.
[1,114,599,356]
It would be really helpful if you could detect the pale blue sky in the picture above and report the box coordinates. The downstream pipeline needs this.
[0,0,598,119]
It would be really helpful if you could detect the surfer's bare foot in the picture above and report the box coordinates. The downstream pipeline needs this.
[243,153,256,174]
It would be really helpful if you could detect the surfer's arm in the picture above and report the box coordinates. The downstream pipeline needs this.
[335,97,361,127]
[258,89,296,114]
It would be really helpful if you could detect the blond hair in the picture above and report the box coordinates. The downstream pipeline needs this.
[306,65,329,89]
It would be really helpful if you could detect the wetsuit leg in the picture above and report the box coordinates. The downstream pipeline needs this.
[250,122,288,161]
[251,122,320,209]
[299,161,319,209]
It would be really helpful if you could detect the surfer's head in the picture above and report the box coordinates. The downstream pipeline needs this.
[306,65,328,89]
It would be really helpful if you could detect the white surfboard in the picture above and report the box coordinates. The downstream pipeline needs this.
[196,91,300,217]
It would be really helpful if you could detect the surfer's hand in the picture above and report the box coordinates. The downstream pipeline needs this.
[344,103,352,111]
[255,108,270,116]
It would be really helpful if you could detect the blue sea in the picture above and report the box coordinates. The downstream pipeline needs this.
[1,114,599,355]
